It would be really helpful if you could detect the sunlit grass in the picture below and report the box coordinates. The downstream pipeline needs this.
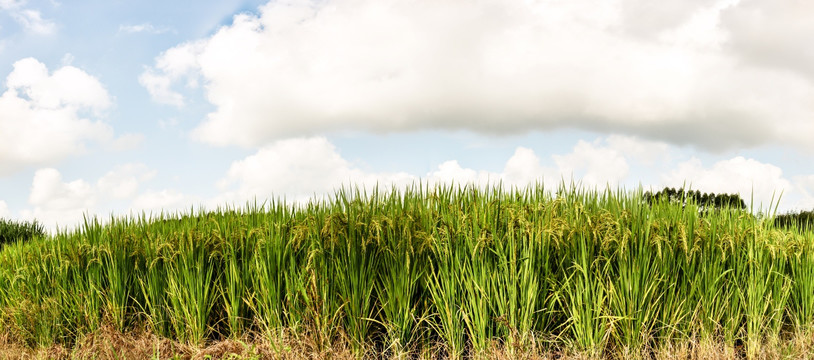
[0,183,812,358]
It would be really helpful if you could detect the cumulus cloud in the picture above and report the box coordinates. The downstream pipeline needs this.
[216,135,661,204]
[0,0,24,8]
[19,164,156,230]
[0,1,56,35]
[662,156,791,210]
[425,160,496,188]
[131,190,198,214]
[23,168,97,229]
[619,0,721,39]
[11,9,56,35]
[110,133,145,151]
[8,134,812,229]
[604,134,673,165]
[97,164,157,199]
[447,141,634,190]
[0,58,113,174]
[15,136,662,229]
[216,137,414,203]
[721,0,814,80]
[143,0,814,151]
[118,23,173,35]
[498,148,546,185]
[554,142,628,187]
[214,135,814,213]
[139,41,205,107]
[425,147,563,189]
[790,175,814,211]
[5,57,111,110]
[501,136,670,189]
[139,70,186,107]
[0,200,9,218]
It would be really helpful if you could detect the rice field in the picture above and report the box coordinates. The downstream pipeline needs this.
[1,184,814,359]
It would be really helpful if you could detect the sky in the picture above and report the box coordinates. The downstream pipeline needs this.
[1,0,813,230]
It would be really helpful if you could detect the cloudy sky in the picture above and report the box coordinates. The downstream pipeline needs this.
[1,0,813,229]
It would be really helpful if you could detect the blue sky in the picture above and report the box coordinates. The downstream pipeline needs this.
[1,0,813,229]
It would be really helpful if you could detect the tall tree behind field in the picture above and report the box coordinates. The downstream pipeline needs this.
[0,218,45,247]
[643,187,746,211]
[774,210,814,230]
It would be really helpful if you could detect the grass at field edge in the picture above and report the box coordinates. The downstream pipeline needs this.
[4,327,814,360]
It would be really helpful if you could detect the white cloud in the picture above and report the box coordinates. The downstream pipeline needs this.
[619,0,724,39]
[97,164,157,199]
[791,175,814,211]
[0,58,113,174]
[131,190,197,214]
[119,23,173,35]
[662,156,791,210]
[11,137,623,229]
[23,168,96,229]
[11,9,55,35]
[426,160,496,187]
[143,0,814,151]
[6,57,111,110]
[499,136,664,189]
[0,0,25,9]
[0,200,9,218]
[554,140,629,188]
[216,135,662,204]
[60,53,74,66]
[7,134,811,230]
[138,69,185,107]
[138,41,204,107]
[110,133,145,151]
[28,168,95,209]
[217,137,413,203]
[425,147,561,190]
[721,0,814,79]
[1,1,56,35]
[213,135,814,213]
[158,117,179,129]
[605,134,672,165]
[500,148,547,186]
[19,164,156,230]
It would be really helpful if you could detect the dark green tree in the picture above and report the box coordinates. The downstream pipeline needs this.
[644,187,746,211]
[0,218,46,247]
[774,210,814,230]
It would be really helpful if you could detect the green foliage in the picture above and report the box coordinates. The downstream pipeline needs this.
[644,187,747,210]
[1,184,813,359]
[0,218,45,247]
[774,210,814,230]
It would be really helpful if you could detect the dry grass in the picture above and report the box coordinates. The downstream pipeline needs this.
[4,329,814,360]
[0,327,358,360]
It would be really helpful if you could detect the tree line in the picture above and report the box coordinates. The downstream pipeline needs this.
[643,187,746,210]
[644,187,814,230]
[0,218,45,248]
[774,210,814,230]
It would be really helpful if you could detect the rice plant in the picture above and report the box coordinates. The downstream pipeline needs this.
[0,183,812,359]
